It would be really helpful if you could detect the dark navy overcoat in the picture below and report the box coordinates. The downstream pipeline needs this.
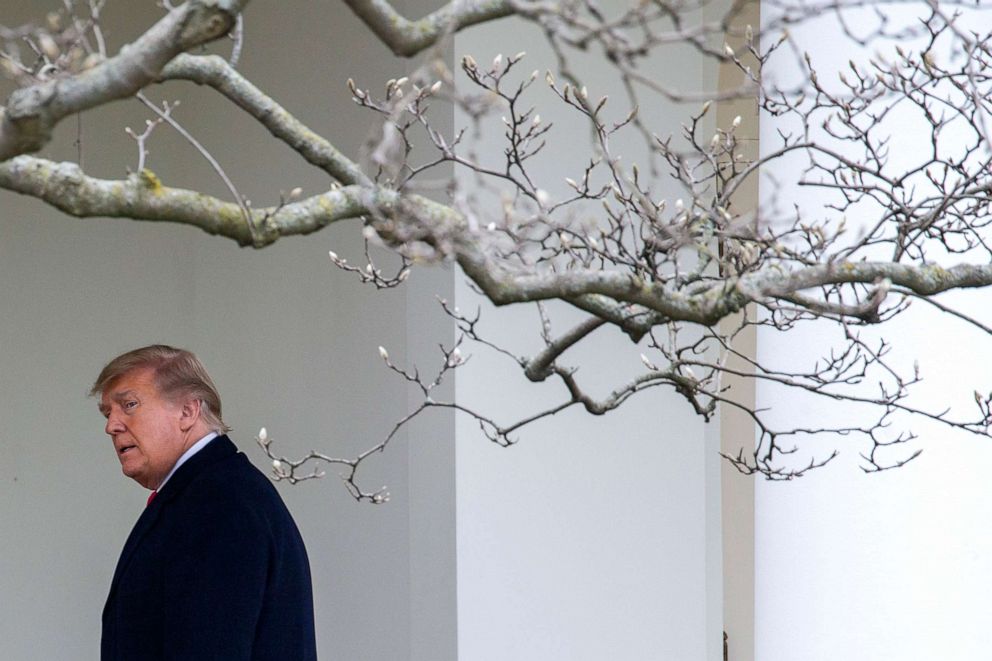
[101,436,318,660]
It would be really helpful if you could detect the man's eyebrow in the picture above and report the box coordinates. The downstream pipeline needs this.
[99,390,137,410]
[110,389,137,400]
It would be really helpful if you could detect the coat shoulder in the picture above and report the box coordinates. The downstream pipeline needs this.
[180,450,293,522]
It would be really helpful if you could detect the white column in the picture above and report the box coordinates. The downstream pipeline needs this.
[755,5,992,659]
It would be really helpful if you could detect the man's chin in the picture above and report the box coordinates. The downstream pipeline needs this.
[120,458,147,483]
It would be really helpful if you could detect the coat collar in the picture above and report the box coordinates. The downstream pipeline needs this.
[155,434,237,504]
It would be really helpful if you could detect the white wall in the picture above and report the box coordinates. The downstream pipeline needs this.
[755,5,992,659]
[0,2,454,659]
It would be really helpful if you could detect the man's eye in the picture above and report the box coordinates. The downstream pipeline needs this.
[123,400,138,411]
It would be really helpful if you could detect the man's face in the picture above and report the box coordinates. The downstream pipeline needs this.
[99,367,187,490]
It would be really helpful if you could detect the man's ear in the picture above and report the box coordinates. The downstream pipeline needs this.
[178,397,202,432]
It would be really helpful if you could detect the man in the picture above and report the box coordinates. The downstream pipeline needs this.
[92,345,318,660]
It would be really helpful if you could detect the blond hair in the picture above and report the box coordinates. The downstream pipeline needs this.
[90,345,230,433]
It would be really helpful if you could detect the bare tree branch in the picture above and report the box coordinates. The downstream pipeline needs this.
[0,155,365,246]
[0,0,248,160]
[159,54,370,186]
[341,0,514,57]
[3,0,992,498]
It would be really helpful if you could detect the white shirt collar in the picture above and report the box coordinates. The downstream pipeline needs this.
[155,431,220,492]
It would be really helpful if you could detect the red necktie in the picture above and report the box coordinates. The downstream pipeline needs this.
[146,490,158,507]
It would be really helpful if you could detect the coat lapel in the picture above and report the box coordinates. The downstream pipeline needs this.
[106,497,163,598]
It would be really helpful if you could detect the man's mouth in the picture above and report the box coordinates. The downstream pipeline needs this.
[118,444,136,455]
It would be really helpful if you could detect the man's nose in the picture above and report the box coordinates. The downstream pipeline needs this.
[105,413,125,435]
